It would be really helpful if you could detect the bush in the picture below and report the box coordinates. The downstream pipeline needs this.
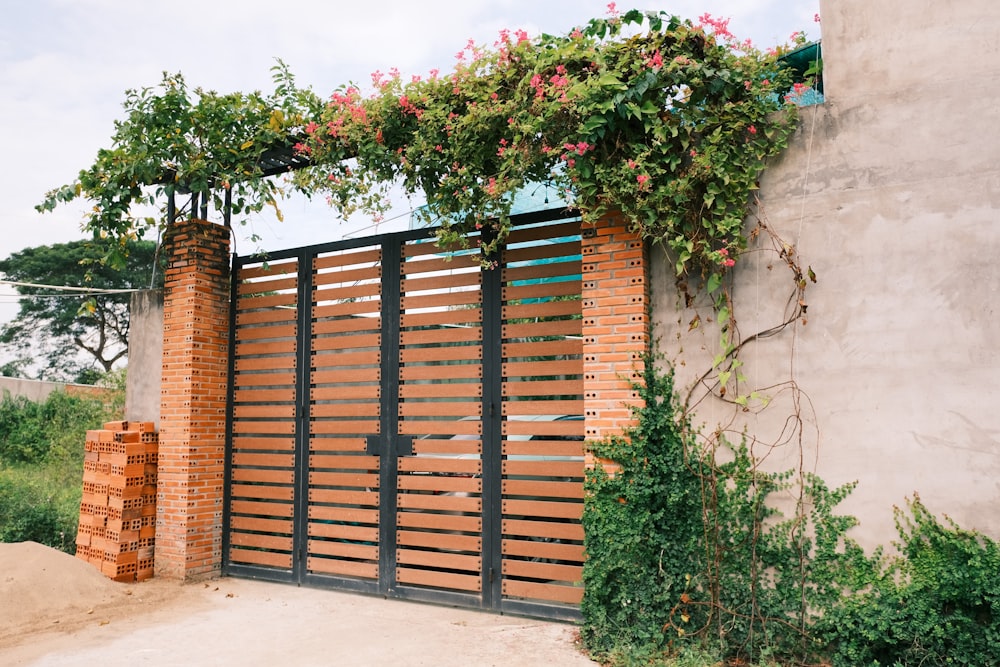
[0,381,122,553]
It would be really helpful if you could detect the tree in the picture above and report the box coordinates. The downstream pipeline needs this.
[0,239,161,382]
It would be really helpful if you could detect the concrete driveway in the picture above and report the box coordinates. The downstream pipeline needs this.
[1,576,598,666]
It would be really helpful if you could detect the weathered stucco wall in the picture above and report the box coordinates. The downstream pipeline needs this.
[651,0,1000,548]
[124,290,164,429]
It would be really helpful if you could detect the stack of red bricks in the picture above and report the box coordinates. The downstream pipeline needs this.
[75,420,158,582]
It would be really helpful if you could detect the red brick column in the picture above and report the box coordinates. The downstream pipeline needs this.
[155,219,230,579]
[581,212,648,457]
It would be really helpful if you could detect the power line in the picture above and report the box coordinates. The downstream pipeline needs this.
[0,279,149,295]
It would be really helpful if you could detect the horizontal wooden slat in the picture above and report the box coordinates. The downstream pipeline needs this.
[312,264,380,286]
[231,437,295,451]
[400,326,481,346]
[238,275,297,295]
[502,339,582,358]
[310,350,379,368]
[504,220,580,245]
[231,452,294,468]
[310,522,378,542]
[308,539,378,561]
[230,500,294,517]
[503,401,583,417]
[401,291,481,311]
[502,519,584,541]
[400,383,481,399]
[310,403,379,418]
[238,260,298,280]
[234,388,296,403]
[230,468,295,484]
[312,300,381,319]
[400,346,483,363]
[308,489,379,505]
[504,459,584,477]
[503,360,583,378]
[505,420,582,438]
[308,506,378,524]
[504,239,580,265]
[311,369,381,385]
[397,476,481,494]
[502,558,583,583]
[397,566,480,592]
[502,499,583,520]
[309,471,378,487]
[398,419,481,436]
[229,548,292,569]
[231,420,294,435]
[308,557,378,579]
[230,532,293,550]
[312,385,380,401]
[400,365,481,381]
[397,548,480,572]
[308,540,378,560]
[234,405,295,419]
[503,280,581,302]
[397,493,481,513]
[502,579,583,605]
[313,248,381,270]
[502,538,585,563]
[503,379,584,397]
[503,258,582,283]
[397,529,481,552]
[232,323,297,341]
[311,331,381,350]
[231,372,296,387]
[401,309,482,328]
[309,420,379,435]
[401,244,479,263]
[412,439,481,456]
[230,484,294,501]
[502,320,581,339]
[397,402,482,418]
[397,458,480,475]
[229,516,293,534]
[312,282,382,302]
[503,479,584,500]
[309,437,369,453]
[397,511,481,533]
[237,292,297,310]
[504,440,584,457]
[236,309,297,326]
[308,455,378,470]
[235,356,297,372]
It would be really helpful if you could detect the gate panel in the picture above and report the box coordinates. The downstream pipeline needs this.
[226,211,586,619]
[306,245,383,583]
[499,220,585,613]
[227,258,299,574]
[396,239,486,599]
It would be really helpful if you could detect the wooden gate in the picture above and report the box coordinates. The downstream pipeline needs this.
[223,210,585,620]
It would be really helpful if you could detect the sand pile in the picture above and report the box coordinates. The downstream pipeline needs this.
[0,542,129,636]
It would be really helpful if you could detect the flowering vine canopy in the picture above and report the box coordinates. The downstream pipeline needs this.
[39,7,808,281]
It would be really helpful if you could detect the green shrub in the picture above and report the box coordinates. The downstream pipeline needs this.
[0,380,122,553]
[819,496,1000,666]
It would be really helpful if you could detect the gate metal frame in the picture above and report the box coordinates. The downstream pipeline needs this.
[222,207,584,621]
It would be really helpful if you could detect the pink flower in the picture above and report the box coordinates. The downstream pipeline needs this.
[637,174,650,186]
[744,80,752,91]
[748,125,757,134]
[646,50,664,69]
[719,248,729,256]
[689,149,697,157]
[606,2,618,17]
[627,159,637,169]
[570,28,583,39]
[429,68,440,79]
[814,13,821,23]
[723,258,736,268]
[304,121,318,135]
[515,29,529,44]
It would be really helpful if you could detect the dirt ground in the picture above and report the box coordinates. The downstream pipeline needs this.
[0,542,597,666]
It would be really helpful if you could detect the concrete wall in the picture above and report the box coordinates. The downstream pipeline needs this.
[0,376,100,401]
[124,290,164,429]
[651,0,1000,548]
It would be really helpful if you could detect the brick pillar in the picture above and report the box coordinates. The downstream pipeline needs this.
[155,219,230,579]
[581,212,649,455]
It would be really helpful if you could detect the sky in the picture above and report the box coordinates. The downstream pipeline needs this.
[0,0,819,324]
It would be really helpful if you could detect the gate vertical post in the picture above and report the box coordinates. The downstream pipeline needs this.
[155,218,231,579]
[581,212,649,459]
